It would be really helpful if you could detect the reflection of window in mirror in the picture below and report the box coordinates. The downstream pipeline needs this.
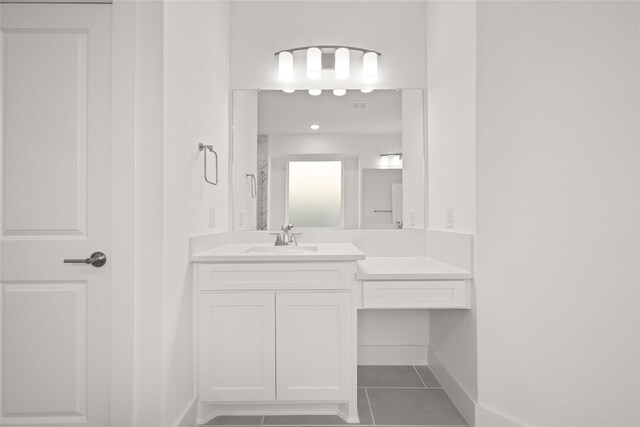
[286,160,343,228]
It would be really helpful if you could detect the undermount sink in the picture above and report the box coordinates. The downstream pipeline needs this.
[245,246,319,254]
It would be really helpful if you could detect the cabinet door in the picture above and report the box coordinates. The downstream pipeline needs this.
[276,293,352,401]
[198,293,276,402]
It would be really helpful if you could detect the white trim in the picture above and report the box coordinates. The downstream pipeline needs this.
[475,404,523,427]
[198,403,347,426]
[357,345,428,365]
[428,349,476,427]
[110,0,136,425]
[171,396,198,427]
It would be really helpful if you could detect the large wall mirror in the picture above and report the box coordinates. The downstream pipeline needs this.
[231,89,425,231]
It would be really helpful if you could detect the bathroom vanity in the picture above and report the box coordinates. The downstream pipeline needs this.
[191,238,472,424]
[193,243,365,423]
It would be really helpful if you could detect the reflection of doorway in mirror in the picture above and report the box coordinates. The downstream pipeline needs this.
[392,183,403,228]
[257,135,269,230]
[361,168,402,229]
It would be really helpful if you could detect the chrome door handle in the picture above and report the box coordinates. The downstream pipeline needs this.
[64,251,107,268]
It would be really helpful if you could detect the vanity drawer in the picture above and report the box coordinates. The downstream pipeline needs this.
[362,280,468,309]
[199,262,354,291]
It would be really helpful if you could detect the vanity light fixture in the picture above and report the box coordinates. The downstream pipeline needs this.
[310,124,320,130]
[333,89,346,96]
[361,88,374,94]
[379,152,403,168]
[282,88,295,94]
[308,89,322,96]
[363,52,378,83]
[276,45,381,85]
[278,51,294,82]
[306,47,322,80]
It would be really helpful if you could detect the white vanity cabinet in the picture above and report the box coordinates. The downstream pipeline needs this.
[193,253,361,423]
[275,292,351,401]
[198,292,276,402]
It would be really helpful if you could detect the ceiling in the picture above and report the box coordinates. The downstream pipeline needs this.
[257,89,402,135]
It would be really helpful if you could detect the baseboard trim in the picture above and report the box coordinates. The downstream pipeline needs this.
[198,403,345,426]
[428,350,476,427]
[172,396,198,427]
[358,345,428,365]
[475,404,523,427]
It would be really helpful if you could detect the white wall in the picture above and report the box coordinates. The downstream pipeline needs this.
[425,2,478,426]
[475,2,640,426]
[133,2,164,425]
[163,2,230,426]
[427,2,476,234]
[269,134,401,168]
[402,89,426,229]
[231,90,258,230]
[230,1,427,90]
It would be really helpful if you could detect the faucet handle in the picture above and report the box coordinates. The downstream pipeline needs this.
[290,233,302,245]
[270,232,284,245]
[282,224,293,230]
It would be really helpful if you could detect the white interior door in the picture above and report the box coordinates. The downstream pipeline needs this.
[0,4,111,426]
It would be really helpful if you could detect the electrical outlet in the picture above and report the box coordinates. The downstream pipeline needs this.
[446,208,454,229]
[410,210,416,226]
[239,210,244,227]
[208,208,216,228]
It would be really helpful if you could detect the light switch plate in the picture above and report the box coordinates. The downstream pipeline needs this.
[446,208,454,229]
[208,208,216,228]
[410,210,416,226]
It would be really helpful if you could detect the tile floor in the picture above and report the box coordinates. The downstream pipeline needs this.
[204,366,468,427]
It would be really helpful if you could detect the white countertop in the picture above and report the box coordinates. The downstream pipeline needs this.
[191,243,366,262]
[356,256,472,280]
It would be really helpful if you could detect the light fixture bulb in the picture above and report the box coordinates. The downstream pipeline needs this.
[361,88,374,94]
[334,47,350,80]
[310,124,320,130]
[333,89,346,96]
[363,52,378,83]
[308,89,322,96]
[278,51,293,83]
[282,88,295,94]
[307,47,322,80]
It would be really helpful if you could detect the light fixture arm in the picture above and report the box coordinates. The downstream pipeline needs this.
[274,45,381,57]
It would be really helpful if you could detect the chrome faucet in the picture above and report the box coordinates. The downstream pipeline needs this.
[271,224,301,246]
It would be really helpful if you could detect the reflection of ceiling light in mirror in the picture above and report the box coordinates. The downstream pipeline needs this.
[308,89,322,96]
[282,88,295,94]
[361,88,374,94]
[278,51,293,83]
[333,89,346,96]
[310,124,320,130]
[379,153,403,168]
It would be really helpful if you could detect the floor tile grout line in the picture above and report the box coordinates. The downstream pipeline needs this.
[358,386,443,389]
[364,387,376,426]
[413,365,427,388]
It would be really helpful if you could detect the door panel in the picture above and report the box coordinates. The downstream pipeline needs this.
[275,293,351,401]
[2,283,87,421]
[0,5,111,426]
[2,30,88,236]
[198,292,276,402]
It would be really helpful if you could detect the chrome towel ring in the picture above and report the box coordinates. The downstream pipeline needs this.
[198,143,218,186]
